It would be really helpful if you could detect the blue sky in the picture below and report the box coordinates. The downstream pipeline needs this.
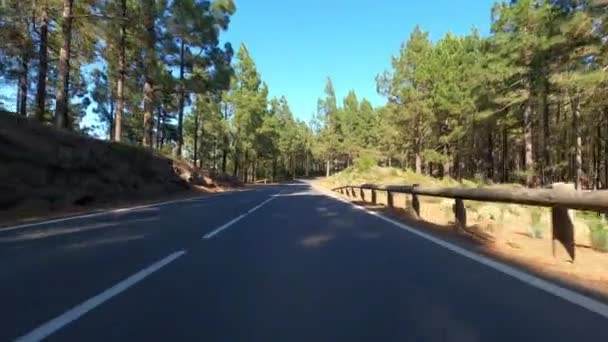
[0,0,495,129]
[222,0,495,122]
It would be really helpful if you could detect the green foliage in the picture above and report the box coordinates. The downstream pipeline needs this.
[3,0,608,192]
[354,151,378,173]
[590,228,608,253]
[528,209,544,239]
[586,215,608,252]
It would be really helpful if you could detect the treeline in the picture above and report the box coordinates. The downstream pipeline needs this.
[3,1,608,187]
[183,46,315,181]
[0,0,235,149]
[316,0,608,189]
[0,0,316,181]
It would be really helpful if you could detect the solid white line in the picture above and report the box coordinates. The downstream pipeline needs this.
[202,191,283,240]
[318,187,608,320]
[15,250,187,342]
[0,188,259,233]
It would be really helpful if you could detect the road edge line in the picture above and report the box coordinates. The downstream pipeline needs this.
[316,185,608,320]
[0,188,259,233]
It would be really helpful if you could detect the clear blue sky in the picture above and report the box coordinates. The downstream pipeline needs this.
[222,0,494,121]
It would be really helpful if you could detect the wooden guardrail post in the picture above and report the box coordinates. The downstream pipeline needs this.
[454,198,466,231]
[407,193,420,218]
[339,181,608,263]
[552,205,575,261]
[387,190,394,208]
[551,183,576,261]
[413,194,420,217]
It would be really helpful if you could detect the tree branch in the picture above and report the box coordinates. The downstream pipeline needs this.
[72,14,129,21]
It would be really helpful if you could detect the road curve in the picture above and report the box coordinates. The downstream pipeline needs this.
[0,182,606,341]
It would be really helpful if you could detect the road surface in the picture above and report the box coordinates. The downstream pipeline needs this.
[1,182,606,341]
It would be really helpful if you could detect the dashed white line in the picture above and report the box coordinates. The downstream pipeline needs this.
[15,250,187,342]
[203,191,283,240]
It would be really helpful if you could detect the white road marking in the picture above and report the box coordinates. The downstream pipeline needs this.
[0,188,259,233]
[318,186,608,319]
[203,190,283,240]
[14,250,187,342]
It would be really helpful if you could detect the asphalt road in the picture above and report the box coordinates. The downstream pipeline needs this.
[1,182,607,341]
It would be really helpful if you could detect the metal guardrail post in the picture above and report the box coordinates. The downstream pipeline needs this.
[387,190,393,208]
[371,188,377,204]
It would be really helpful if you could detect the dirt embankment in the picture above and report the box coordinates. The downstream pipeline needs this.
[0,113,230,222]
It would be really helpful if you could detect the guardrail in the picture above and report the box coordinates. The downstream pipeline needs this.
[333,183,608,261]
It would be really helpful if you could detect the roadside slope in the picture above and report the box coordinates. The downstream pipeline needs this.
[0,113,192,221]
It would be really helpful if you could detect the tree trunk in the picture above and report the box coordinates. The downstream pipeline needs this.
[114,0,127,142]
[523,102,535,187]
[35,3,49,122]
[156,106,163,149]
[243,150,249,183]
[605,109,608,189]
[108,97,115,141]
[176,39,186,157]
[212,139,218,173]
[18,56,28,116]
[193,111,199,166]
[198,115,205,166]
[594,125,601,190]
[54,0,74,129]
[143,80,154,146]
[502,126,508,183]
[443,144,451,179]
[326,159,331,177]
[542,80,551,185]
[305,153,310,177]
[16,84,21,115]
[142,0,156,147]
[415,151,422,175]
[233,148,239,178]
[487,130,494,181]
[222,143,228,174]
[572,98,583,189]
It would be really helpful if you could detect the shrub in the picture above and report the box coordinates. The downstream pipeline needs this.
[589,221,608,253]
[528,209,543,239]
[353,151,377,173]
